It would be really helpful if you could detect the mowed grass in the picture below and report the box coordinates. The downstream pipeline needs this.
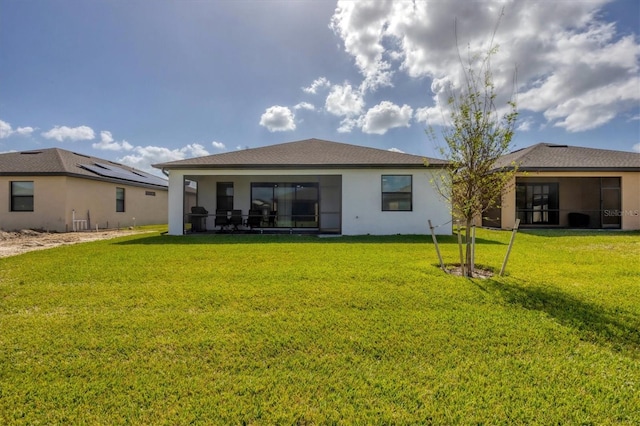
[1,227,639,424]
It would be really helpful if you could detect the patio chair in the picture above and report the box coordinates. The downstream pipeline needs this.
[246,209,262,229]
[229,209,243,231]
[214,209,229,230]
[268,210,277,227]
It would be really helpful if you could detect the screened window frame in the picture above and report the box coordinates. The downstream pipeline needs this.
[515,182,559,225]
[116,187,125,212]
[381,175,413,212]
[10,181,34,212]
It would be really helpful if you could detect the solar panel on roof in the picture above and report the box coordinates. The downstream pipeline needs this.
[80,163,167,187]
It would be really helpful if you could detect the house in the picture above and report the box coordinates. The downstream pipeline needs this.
[0,148,168,232]
[485,143,640,230]
[153,138,452,236]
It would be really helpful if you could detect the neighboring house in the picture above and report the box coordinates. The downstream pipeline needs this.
[153,138,452,236]
[485,143,640,230]
[0,148,168,232]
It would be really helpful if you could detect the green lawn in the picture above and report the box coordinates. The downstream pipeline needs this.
[1,228,638,424]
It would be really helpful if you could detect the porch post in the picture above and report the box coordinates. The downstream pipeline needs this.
[167,171,186,235]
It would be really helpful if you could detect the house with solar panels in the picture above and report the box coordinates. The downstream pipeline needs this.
[0,148,168,232]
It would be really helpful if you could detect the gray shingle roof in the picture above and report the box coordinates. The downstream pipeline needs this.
[494,143,640,171]
[153,138,448,170]
[0,148,168,188]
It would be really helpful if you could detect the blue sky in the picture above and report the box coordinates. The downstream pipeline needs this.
[1,0,639,175]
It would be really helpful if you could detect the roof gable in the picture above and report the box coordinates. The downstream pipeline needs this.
[153,138,447,170]
[0,148,167,188]
[495,143,640,171]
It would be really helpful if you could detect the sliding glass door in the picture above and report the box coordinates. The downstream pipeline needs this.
[251,183,319,228]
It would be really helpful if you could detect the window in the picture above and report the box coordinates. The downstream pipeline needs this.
[217,182,234,210]
[382,175,412,211]
[116,187,125,212]
[11,181,34,212]
[516,183,559,225]
[250,182,319,228]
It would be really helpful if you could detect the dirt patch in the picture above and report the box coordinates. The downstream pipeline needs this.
[444,264,495,279]
[0,229,145,259]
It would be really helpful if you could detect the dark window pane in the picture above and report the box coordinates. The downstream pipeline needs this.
[382,175,412,211]
[382,175,411,192]
[217,182,234,210]
[382,193,412,211]
[11,181,34,212]
[116,187,125,212]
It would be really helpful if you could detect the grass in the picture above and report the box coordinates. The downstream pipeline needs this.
[1,227,639,424]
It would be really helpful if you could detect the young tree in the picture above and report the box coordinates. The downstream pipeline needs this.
[429,25,518,277]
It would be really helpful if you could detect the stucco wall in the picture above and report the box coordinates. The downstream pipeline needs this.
[340,169,450,235]
[0,176,67,232]
[1,175,168,232]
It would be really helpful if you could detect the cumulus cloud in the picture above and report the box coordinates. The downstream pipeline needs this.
[388,147,405,153]
[330,0,639,132]
[325,83,364,117]
[294,102,315,111]
[337,117,361,133]
[14,126,35,136]
[92,130,133,151]
[0,119,34,138]
[0,120,12,139]
[517,118,534,132]
[212,141,226,150]
[632,143,640,153]
[302,77,331,94]
[361,101,413,135]
[330,1,394,92]
[119,144,210,175]
[259,105,296,132]
[42,125,95,142]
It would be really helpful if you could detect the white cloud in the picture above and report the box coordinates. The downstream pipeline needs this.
[0,119,34,138]
[517,118,534,132]
[0,120,12,139]
[42,125,95,142]
[302,77,331,94]
[294,102,315,111]
[259,105,296,132]
[330,0,639,132]
[14,126,34,136]
[330,1,394,92]
[325,83,364,117]
[361,101,413,135]
[92,130,133,151]
[632,143,640,153]
[388,147,404,153]
[337,117,361,133]
[415,106,441,127]
[119,144,210,176]
[212,141,226,150]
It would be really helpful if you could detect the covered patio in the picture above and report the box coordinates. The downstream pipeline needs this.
[183,173,342,234]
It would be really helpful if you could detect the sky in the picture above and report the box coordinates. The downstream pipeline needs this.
[1,0,639,176]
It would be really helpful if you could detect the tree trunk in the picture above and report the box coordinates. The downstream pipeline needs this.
[465,218,474,277]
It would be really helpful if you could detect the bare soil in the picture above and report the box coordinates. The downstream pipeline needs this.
[0,229,144,259]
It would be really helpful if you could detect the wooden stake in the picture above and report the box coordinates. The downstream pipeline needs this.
[428,220,445,271]
[471,224,476,275]
[456,220,465,276]
[500,219,521,276]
